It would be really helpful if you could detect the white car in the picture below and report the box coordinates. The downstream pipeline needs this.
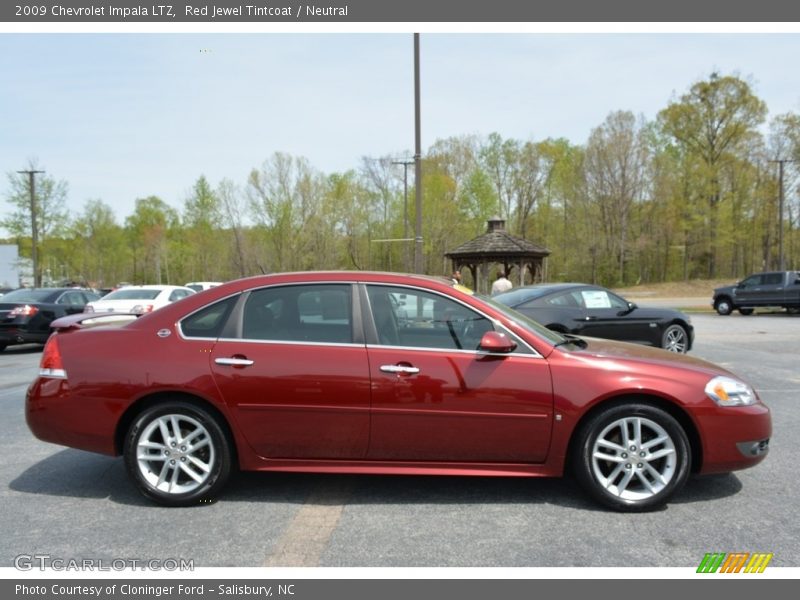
[184,281,223,292]
[85,285,196,315]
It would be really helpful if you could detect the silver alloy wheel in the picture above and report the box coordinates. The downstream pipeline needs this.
[136,414,216,495]
[591,416,677,502]
[663,325,688,353]
[716,299,732,315]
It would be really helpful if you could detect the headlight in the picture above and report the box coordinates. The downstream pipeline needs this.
[705,376,757,407]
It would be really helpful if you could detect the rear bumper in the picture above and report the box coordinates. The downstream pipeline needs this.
[0,326,48,346]
[26,377,118,456]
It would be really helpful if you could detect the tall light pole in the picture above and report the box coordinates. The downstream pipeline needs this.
[413,32,423,274]
[17,169,45,287]
[392,159,413,272]
[770,158,795,271]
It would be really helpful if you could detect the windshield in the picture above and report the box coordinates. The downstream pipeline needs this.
[102,289,161,301]
[475,293,566,345]
[1,289,58,303]
[493,286,552,306]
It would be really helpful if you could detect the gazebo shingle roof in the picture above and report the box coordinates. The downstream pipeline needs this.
[446,217,550,260]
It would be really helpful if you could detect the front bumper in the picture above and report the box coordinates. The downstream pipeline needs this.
[696,402,772,474]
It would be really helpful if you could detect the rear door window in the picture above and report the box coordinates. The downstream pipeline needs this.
[242,284,353,344]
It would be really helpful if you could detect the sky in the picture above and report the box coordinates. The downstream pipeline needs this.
[1,32,800,235]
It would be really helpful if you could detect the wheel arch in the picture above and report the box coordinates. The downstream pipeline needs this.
[565,393,703,475]
[114,391,238,464]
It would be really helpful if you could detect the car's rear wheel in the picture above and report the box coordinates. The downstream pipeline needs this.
[714,298,733,315]
[0,343,6,352]
[124,401,232,506]
[661,324,689,353]
[739,308,754,315]
[574,403,691,511]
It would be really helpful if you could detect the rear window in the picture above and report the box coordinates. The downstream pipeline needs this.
[1,289,58,303]
[103,289,161,301]
[180,296,237,338]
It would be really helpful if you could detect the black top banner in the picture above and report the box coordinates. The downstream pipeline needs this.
[3,0,800,23]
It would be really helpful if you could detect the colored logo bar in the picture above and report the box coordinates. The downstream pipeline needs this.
[697,553,773,573]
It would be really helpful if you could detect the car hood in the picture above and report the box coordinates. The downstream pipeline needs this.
[572,336,734,378]
[713,284,737,294]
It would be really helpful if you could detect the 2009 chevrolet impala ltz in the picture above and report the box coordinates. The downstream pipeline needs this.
[25,272,771,511]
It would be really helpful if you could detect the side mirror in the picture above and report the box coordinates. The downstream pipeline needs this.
[618,301,637,316]
[478,331,517,354]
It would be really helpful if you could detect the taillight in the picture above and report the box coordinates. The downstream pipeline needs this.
[131,304,154,315]
[39,336,68,379]
[9,304,38,317]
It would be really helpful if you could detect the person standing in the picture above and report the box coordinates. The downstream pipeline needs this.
[491,270,513,295]
[450,270,462,285]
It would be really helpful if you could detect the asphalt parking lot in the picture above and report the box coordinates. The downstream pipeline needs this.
[1,312,798,568]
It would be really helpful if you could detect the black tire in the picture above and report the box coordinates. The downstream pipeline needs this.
[738,308,754,316]
[661,324,689,353]
[0,343,6,353]
[124,401,232,507]
[573,402,691,512]
[714,298,733,315]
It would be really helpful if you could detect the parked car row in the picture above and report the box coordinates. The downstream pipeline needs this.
[0,285,197,352]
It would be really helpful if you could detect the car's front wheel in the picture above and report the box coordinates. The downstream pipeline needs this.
[574,403,691,511]
[661,324,689,353]
[124,401,232,506]
[714,298,733,315]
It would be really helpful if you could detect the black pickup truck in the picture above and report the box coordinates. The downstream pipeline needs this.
[712,271,800,315]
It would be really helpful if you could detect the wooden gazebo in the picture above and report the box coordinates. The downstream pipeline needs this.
[446,217,551,294]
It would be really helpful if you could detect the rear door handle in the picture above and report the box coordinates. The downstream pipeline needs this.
[380,365,420,375]
[215,357,255,367]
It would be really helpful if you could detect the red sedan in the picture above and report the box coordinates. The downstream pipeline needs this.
[25,272,771,511]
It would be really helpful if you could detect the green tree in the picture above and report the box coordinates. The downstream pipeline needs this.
[183,175,222,280]
[1,161,68,286]
[125,196,179,283]
[584,111,651,284]
[69,199,126,286]
[658,73,767,277]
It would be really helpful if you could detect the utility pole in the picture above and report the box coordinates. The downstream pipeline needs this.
[413,32,423,274]
[17,169,45,287]
[391,159,414,272]
[770,158,795,271]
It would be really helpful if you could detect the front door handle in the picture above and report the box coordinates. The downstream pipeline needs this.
[380,364,420,375]
[215,357,255,367]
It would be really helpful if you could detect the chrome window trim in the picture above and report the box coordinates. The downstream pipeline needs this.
[217,337,366,349]
[364,343,543,359]
[362,282,542,358]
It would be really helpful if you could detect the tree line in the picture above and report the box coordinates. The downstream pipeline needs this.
[3,72,799,289]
